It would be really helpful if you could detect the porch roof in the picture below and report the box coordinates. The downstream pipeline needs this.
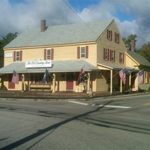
[0,60,99,74]
[98,63,139,71]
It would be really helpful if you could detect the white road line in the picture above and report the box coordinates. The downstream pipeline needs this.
[101,105,131,109]
[69,101,131,109]
[69,101,89,105]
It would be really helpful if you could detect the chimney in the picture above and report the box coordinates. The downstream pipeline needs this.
[131,40,135,51]
[41,20,46,32]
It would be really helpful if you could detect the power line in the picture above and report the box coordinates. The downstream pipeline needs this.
[62,0,97,34]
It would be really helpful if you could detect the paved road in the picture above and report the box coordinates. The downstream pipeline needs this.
[0,95,150,150]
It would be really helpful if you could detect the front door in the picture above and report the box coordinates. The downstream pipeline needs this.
[66,73,73,90]
[8,74,15,89]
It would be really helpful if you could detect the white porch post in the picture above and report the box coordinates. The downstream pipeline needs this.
[110,70,113,95]
[53,74,56,93]
[129,74,131,92]
[87,73,90,93]
[120,78,122,92]
[22,74,25,92]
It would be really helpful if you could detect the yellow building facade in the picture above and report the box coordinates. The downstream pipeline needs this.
[1,19,150,94]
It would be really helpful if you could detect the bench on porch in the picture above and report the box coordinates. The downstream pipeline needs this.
[29,84,52,91]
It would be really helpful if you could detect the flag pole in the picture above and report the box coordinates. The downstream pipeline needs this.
[131,70,143,78]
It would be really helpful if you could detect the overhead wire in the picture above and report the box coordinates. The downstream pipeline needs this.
[62,0,97,34]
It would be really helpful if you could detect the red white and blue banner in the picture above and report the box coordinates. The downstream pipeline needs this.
[137,70,144,84]
[11,70,19,84]
[119,68,126,84]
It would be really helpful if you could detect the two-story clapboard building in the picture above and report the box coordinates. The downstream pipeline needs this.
[0,19,150,94]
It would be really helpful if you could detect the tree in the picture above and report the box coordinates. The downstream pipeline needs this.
[137,43,150,62]
[123,34,137,50]
[0,32,18,56]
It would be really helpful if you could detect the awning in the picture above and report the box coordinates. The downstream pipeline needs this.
[97,63,139,71]
[0,60,99,74]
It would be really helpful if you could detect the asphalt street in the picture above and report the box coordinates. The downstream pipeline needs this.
[0,94,150,150]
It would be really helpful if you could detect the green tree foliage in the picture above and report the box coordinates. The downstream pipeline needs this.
[137,42,150,62]
[123,34,137,50]
[0,32,18,56]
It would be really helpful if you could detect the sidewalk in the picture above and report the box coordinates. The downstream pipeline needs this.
[0,90,150,101]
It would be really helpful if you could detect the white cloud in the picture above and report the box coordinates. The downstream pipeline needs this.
[0,0,150,49]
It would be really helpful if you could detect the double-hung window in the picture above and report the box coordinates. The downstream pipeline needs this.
[115,33,120,43]
[107,29,112,41]
[81,47,85,58]
[119,52,124,63]
[13,51,22,62]
[44,49,54,60]
[103,48,109,61]
[77,46,88,59]
[110,50,115,62]
[47,49,51,60]
[16,51,20,61]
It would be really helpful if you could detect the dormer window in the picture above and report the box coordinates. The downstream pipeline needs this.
[107,29,112,41]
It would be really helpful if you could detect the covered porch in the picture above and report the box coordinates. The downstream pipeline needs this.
[97,63,139,95]
[0,60,99,94]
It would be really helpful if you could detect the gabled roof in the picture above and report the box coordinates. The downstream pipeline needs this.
[5,19,113,48]
[0,60,99,74]
[127,50,150,67]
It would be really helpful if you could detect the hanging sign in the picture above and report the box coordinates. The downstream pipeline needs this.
[5,53,13,58]
[25,60,52,68]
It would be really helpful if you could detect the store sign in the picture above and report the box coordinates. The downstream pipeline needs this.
[5,53,13,58]
[25,60,52,68]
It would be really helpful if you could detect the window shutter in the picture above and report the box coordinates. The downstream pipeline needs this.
[20,51,22,61]
[77,47,80,59]
[123,53,124,63]
[114,51,115,62]
[44,49,46,60]
[107,29,109,39]
[118,34,120,43]
[51,49,54,60]
[103,48,105,60]
[13,51,16,62]
[86,46,88,58]
[119,52,121,63]
[110,49,111,61]
[107,49,109,61]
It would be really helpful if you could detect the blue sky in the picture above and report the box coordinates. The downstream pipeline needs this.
[1,0,150,49]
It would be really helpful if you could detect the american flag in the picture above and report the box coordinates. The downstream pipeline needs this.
[119,68,126,84]
[11,70,19,84]
[137,70,144,84]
